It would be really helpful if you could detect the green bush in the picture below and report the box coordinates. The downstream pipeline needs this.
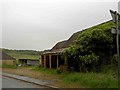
[79,53,99,72]
[112,54,118,65]
[79,53,99,64]
[56,68,62,73]
[61,21,120,72]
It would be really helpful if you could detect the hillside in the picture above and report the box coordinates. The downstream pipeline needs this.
[2,48,41,60]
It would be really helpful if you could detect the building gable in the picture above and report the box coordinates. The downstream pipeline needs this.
[0,51,16,60]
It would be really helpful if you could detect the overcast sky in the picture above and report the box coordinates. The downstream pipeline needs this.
[1,0,119,51]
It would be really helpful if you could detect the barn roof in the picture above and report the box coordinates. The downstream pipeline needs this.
[0,51,16,60]
[51,40,67,51]
[41,31,81,54]
[51,31,80,51]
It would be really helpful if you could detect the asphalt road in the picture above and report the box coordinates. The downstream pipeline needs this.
[2,76,46,88]
[0,75,2,90]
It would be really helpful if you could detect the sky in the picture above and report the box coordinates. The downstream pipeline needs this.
[1,0,119,51]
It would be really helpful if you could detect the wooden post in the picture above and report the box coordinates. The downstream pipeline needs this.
[64,56,67,70]
[49,55,51,69]
[41,56,44,67]
[44,55,46,68]
[57,54,59,69]
[40,56,42,66]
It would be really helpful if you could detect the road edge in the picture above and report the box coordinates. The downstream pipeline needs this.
[2,73,59,89]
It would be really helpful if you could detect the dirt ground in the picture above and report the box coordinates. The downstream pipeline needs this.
[2,67,84,88]
[3,67,58,80]
[2,67,67,88]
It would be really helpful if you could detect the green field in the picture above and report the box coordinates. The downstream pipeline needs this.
[6,53,39,59]
[2,48,41,59]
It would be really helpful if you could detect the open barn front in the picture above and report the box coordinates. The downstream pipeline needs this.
[40,54,60,69]
[19,59,27,65]
[51,55,57,69]
[18,59,39,66]
[46,55,50,68]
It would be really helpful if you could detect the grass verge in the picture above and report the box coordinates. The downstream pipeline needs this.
[63,72,118,88]
[2,64,17,69]
[32,66,62,75]
[2,65,118,88]
[32,66,118,88]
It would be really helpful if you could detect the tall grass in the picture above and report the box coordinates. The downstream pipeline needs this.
[32,66,118,88]
[32,66,62,74]
[63,72,118,88]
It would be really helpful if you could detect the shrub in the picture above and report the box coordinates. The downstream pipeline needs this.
[56,68,62,73]
[79,53,99,72]
[112,54,118,65]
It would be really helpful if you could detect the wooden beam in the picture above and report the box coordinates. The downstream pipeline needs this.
[57,54,59,69]
[44,55,46,68]
[40,56,42,66]
[49,55,51,69]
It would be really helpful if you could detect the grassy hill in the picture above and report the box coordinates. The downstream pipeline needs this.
[2,48,41,60]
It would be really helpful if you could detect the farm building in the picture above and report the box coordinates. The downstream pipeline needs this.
[18,59,39,66]
[0,51,16,65]
[40,31,81,69]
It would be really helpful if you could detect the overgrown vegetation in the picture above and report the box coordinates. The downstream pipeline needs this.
[63,72,118,88]
[32,66,62,74]
[62,64,118,88]
[32,66,118,88]
[3,65,118,88]
[61,20,120,72]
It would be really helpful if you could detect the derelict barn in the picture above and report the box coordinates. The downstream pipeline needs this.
[40,31,81,69]
[18,59,39,66]
[0,51,16,65]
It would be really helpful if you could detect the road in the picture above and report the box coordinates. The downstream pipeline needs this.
[2,76,47,88]
[0,74,2,89]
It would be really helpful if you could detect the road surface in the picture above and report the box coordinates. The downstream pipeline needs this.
[0,74,2,89]
[2,76,46,88]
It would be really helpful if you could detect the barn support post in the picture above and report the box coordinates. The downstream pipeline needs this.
[40,56,43,67]
[44,55,46,68]
[49,55,51,69]
[57,54,59,69]
[40,56,42,66]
